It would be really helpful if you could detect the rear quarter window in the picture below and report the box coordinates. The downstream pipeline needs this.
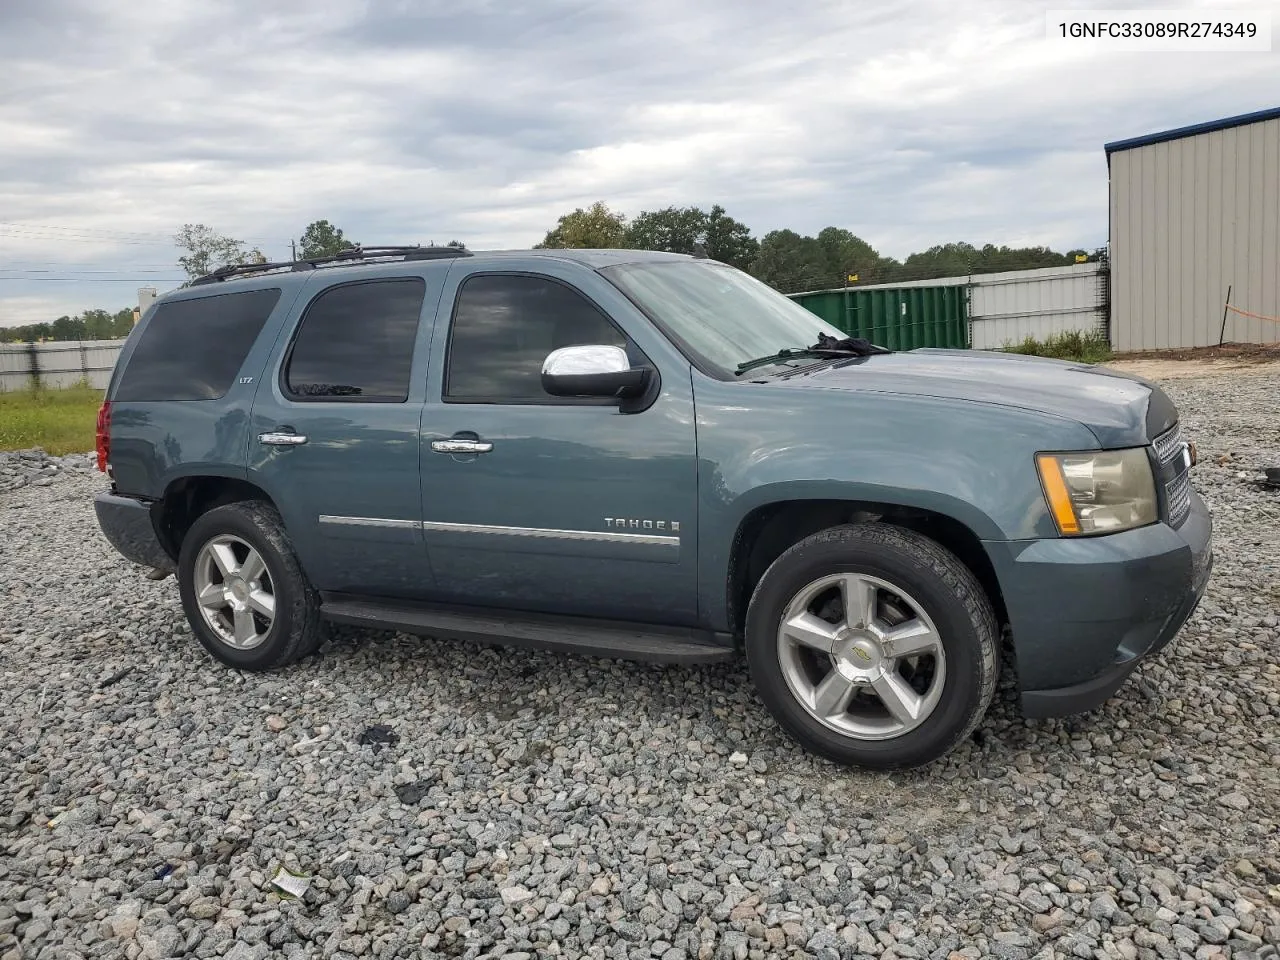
[114,288,281,402]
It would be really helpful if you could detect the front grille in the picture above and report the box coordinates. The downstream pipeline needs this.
[1152,423,1192,526]
[1166,469,1192,526]
[1152,424,1183,464]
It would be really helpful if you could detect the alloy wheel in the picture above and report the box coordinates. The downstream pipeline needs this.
[192,534,276,650]
[775,572,946,740]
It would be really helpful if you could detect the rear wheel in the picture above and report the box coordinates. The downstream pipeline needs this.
[177,500,323,670]
[746,522,998,769]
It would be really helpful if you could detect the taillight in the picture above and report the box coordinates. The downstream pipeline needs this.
[95,400,112,473]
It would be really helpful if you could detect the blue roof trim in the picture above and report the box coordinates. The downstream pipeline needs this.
[1105,106,1280,157]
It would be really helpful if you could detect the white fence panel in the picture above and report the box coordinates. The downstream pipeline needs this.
[969,311,1102,350]
[0,343,35,391]
[969,264,1107,350]
[82,342,125,385]
[0,340,124,391]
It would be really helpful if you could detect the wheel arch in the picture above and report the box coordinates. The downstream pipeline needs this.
[154,475,281,560]
[726,497,1007,641]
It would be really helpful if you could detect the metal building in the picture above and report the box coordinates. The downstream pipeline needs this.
[1106,106,1280,352]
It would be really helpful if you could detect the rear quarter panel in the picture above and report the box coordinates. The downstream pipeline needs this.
[107,278,308,499]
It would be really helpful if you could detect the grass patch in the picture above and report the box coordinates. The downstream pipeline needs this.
[1002,329,1113,363]
[0,382,103,455]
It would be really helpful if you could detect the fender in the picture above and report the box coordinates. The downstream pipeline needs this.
[692,376,1101,630]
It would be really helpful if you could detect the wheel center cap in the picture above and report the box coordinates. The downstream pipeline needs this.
[228,578,250,603]
[833,632,882,679]
[851,640,878,664]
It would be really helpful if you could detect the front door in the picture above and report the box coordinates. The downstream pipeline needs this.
[419,260,699,625]
[248,271,441,599]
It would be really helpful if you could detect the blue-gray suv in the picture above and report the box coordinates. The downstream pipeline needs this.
[93,245,1213,769]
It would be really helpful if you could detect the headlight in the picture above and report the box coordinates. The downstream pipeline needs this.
[1036,448,1157,535]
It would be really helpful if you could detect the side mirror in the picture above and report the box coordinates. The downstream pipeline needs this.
[541,345,652,399]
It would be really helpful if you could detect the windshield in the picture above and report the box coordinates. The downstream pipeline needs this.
[601,260,847,377]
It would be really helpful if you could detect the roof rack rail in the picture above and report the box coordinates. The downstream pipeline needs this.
[189,244,473,286]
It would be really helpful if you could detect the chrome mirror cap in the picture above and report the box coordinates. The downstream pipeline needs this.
[541,344,630,377]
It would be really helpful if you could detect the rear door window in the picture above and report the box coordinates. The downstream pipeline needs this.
[114,288,281,401]
[283,279,427,402]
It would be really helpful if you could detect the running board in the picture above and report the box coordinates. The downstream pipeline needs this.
[319,597,736,665]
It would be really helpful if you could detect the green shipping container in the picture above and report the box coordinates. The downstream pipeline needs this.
[788,285,969,350]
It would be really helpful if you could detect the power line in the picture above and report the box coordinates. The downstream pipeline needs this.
[0,264,181,270]
[0,269,185,276]
[0,221,292,245]
[0,228,172,242]
[0,228,289,250]
[0,233,175,247]
[0,277,184,283]
[0,221,178,241]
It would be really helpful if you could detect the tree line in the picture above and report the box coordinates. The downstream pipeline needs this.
[535,201,1101,293]
[5,210,1099,342]
[174,212,1100,296]
[5,308,137,344]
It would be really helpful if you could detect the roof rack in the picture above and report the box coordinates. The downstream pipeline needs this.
[189,244,473,286]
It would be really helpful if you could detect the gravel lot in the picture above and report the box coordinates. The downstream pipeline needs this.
[2,366,1278,960]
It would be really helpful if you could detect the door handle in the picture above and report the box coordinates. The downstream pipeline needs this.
[259,432,309,446]
[431,439,493,454]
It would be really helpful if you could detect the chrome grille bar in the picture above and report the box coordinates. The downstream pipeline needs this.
[1152,424,1183,465]
[1166,470,1192,526]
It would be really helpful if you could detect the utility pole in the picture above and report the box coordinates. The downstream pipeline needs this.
[290,239,297,262]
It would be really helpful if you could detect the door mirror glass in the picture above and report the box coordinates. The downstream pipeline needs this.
[541,345,650,398]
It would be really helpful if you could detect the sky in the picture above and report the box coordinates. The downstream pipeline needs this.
[0,0,1276,327]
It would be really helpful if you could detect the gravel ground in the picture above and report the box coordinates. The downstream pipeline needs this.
[2,370,1279,960]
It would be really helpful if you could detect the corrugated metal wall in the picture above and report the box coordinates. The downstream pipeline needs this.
[840,263,1108,350]
[788,286,968,349]
[1110,114,1280,351]
[852,287,968,350]
[0,340,122,391]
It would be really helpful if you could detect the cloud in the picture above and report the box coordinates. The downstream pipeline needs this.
[0,0,1274,325]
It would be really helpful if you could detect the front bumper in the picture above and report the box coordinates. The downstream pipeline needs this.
[94,491,176,573]
[984,490,1213,718]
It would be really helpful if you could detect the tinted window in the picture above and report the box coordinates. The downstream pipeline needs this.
[114,289,280,402]
[445,275,626,401]
[285,279,426,402]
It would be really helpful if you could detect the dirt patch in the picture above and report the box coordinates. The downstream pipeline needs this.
[1105,357,1280,380]
[1106,341,1280,380]
[1112,341,1280,362]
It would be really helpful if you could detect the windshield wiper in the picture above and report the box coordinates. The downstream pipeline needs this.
[736,348,835,375]
[735,334,891,376]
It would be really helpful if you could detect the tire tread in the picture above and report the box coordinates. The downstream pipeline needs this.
[746,522,999,768]
[178,499,323,670]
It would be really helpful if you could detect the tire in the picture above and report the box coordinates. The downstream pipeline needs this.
[745,522,998,769]
[177,500,323,670]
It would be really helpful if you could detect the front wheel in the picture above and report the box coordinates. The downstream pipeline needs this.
[745,523,998,769]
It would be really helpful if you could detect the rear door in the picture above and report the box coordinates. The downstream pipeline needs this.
[248,268,444,599]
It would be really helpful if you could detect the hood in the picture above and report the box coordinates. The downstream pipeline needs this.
[773,348,1176,448]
